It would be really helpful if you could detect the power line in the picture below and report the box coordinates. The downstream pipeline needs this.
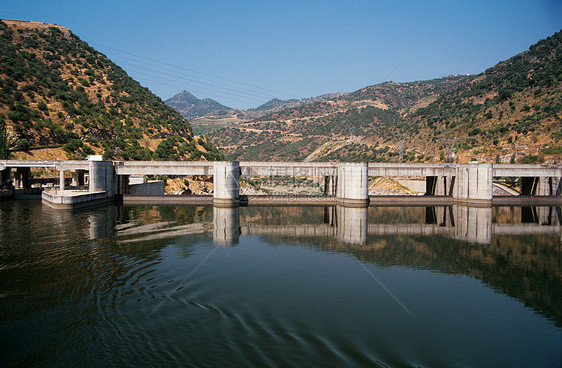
[90,41,303,100]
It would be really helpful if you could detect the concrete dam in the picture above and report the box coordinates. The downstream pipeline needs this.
[1,159,561,208]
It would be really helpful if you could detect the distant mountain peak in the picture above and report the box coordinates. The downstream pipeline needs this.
[165,90,232,119]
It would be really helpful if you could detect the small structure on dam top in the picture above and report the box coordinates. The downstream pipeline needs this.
[0,159,561,209]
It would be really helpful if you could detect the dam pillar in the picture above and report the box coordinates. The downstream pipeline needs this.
[70,170,86,187]
[117,175,130,195]
[324,175,336,196]
[89,159,115,196]
[213,161,240,206]
[535,176,561,196]
[454,163,492,204]
[336,163,369,206]
[59,170,66,190]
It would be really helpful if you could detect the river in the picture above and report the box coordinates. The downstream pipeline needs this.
[1,200,560,367]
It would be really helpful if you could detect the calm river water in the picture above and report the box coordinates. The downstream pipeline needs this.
[1,200,560,367]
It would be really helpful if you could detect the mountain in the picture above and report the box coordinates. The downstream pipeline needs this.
[209,31,561,164]
[250,98,299,112]
[401,30,562,164]
[208,76,470,161]
[0,19,223,161]
[165,90,232,119]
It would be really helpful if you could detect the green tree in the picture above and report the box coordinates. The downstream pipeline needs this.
[0,120,8,159]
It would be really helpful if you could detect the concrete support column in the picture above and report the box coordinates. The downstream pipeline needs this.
[324,175,336,196]
[213,206,240,246]
[213,161,240,206]
[336,163,369,206]
[454,163,492,204]
[117,175,130,195]
[335,205,368,245]
[59,170,66,190]
[435,176,454,196]
[71,171,79,187]
[89,160,115,196]
[536,177,561,196]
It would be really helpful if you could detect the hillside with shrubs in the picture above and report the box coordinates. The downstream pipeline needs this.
[0,20,223,161]
[209,30,561,164]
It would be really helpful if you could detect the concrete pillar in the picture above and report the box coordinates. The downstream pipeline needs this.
[71,171,79,187]
[335,205,368,245]
[213,206,240,246]
[89,160,115,196]
[324,175,336,196]
[117,175,130,195]
[59,170,65,190]
[435,176,454,196]
[454,163,492,204]
[536,177,561,196]
[213,161,240,206]
[454,205,492,244]
[336,163,369,206]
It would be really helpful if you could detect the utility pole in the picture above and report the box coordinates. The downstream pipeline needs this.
[396,133,408,162]
[348,127,355,144]
[442,137,457,163]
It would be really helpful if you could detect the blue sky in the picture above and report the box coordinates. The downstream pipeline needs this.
[3,0,561,109]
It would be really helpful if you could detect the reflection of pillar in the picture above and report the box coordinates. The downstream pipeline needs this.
[336,163,369,206]
[336,205,368,245]
[454,205,492,244]
[59,170,65,190]
[213,162,240,206]
[88,205,116,239]
[213,206,240,246]
[324,206,335,226]
[426,206,437,224]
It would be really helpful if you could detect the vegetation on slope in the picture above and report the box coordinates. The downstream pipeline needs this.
[209,31,561,164]
[208,76,470,161]
[0,19,223,161]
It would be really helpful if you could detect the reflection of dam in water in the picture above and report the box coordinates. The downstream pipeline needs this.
[88,204,562,246]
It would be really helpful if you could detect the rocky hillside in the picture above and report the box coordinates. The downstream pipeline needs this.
[208,76,470,161]
[401,30,562,164]
[0,19,223,161]
[208,30,561,164]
